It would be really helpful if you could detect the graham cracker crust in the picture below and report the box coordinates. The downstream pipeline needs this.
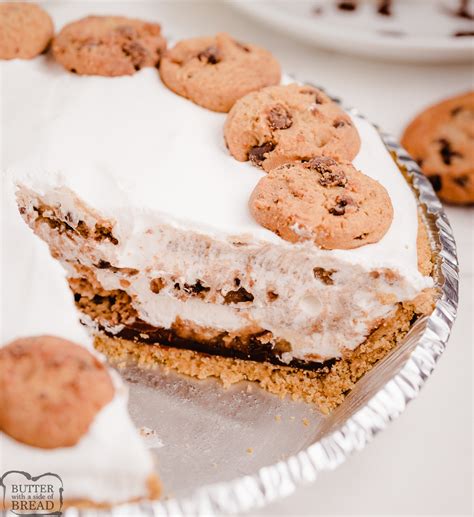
[95,288,435,414]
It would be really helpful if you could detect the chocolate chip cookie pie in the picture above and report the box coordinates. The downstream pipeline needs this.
[4,18,436,413]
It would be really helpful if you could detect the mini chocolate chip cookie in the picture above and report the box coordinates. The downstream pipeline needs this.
[0,335,114,449]
[249,157,393,250]
[402,91,474,205]
[224,84,361,172]
[52,15,166,76]
[159,32,281,112]
[0,2,53,60]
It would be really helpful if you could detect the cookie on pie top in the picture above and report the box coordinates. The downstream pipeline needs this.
[52,15,166,76]
[159,32,281,112]
[249,157,393,250]
[0,2,53,60]
[0,335,114,449]
[224,84,361,172]
[401,91,474,205]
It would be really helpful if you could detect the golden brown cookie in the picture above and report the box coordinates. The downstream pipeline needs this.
[159,32,281,112]
[249,157,393,250]
[402,91,474,205]
[0,335,114,449]
[224,84,361,172]
[0,2,53,60]
[52,15,166,76]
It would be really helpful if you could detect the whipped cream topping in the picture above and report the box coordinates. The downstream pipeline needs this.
[0,371,155,504]
[5,56,420,273]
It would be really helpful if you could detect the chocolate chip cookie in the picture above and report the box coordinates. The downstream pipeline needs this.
[402,91,474,204]
[0,2,53,60]
[52,15,166,76]
[159,32,281,112]
[224,84,361,172]
[0,335,114,449]
[249,157,393,249]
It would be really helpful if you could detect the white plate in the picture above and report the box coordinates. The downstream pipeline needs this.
[231,0,474,63]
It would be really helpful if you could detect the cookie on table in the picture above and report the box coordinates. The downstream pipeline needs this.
[52,15,166,76]
[224,84,361,172]
[0,335,114,449]
[159,32,281,112]
[249,157,393,250]
[0,2,53,60]
[402,91,474,205]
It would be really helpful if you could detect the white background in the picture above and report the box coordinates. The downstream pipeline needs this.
[5,1,474,515]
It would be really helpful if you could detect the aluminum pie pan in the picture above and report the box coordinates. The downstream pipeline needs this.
[64,97,459,517]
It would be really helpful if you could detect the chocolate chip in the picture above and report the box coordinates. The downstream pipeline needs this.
[224,287,254,304]
[377,0,392,16]
[333,119,346,128]
[198,46,221,64]
[94,223,118,245]
[451,106,463,116]
[454,0,474,20]
[313,267,336,285]
[329,195,354,216]
[453,31,474,37]
[122,41,148,70]
[428,174,442,192]
[337,1,357,11]
[438,138,462,165]
[308,157,347,187]
[97,260,112,269]
[267,105,293,130]
[183,280,210,297]
[314,93,325,104]
[453,175,469,187]
[76,220,90,238]
[267,291,279,301]
[248,142,275,165]
[300,87,325,104]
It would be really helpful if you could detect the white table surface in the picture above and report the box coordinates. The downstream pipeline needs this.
[7,2,474,515]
